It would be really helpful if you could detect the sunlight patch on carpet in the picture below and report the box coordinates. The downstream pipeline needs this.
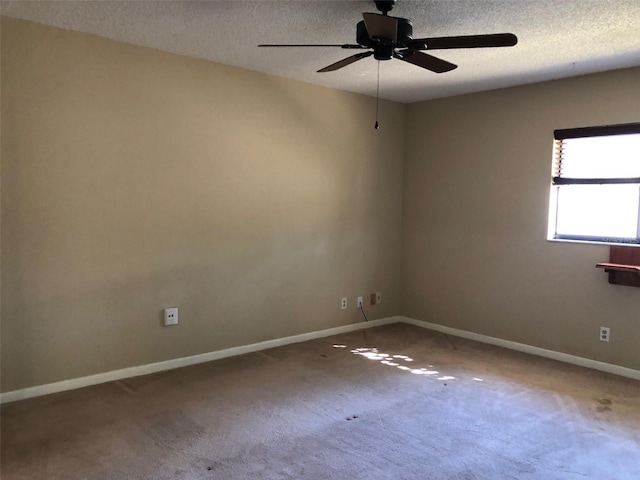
[335,345,468,383]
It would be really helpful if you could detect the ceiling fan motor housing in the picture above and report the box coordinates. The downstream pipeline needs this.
[356,17,413,60]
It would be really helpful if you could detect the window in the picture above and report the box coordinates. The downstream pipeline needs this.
[548,122,640,245]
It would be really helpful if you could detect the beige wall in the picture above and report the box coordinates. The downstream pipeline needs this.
[1,18,405,392]
[3,16,639,395]
[402,67,640,370]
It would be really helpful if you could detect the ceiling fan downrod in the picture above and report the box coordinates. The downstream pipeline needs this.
[374,0,396,16]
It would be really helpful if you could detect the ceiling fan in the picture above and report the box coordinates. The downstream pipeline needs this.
[259,0,518,74]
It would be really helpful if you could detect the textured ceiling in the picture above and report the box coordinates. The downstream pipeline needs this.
[2,0,640,103]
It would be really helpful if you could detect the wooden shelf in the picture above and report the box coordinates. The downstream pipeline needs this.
[596,262,640,274]
[596,246,640,287]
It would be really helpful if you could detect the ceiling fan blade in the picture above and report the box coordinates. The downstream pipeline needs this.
[362,12,398,43]
[259,44,366,49]
[394,51,457,73]
[408,33,518,50]
[318,51,374,73]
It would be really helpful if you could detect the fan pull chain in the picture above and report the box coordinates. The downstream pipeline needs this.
[375,60,380,130]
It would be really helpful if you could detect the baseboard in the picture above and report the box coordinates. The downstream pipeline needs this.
[0,316,402,404]
[4,314,637,404]
[399,316,640,381]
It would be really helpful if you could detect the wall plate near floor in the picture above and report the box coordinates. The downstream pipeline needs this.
[370,292,382,305]
[599,326,610,342]
[341,297,348,310]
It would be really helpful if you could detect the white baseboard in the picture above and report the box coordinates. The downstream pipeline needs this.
[3,314,637,404]
[0,316,401,405]
[399,316,640,381]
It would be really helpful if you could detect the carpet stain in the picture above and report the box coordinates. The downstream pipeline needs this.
[596,398,613,412]
[143,409,205,449]
[114,380,138,395]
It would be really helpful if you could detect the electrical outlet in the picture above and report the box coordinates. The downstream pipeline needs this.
[341,297,348,310]
[357,296,363,308]
[376,292,382,304]
[164,307,178,326]
[599,326,610,342]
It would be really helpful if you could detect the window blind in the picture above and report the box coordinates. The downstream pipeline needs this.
[552,123,640,185]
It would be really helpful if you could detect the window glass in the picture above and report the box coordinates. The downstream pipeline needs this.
[555,184,639,238]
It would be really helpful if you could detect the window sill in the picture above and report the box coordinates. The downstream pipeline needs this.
[547,237,640,248]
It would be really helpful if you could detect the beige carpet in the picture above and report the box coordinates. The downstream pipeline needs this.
[2,323,639,479]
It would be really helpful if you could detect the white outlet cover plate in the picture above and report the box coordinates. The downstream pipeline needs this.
[164,307,179,326]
